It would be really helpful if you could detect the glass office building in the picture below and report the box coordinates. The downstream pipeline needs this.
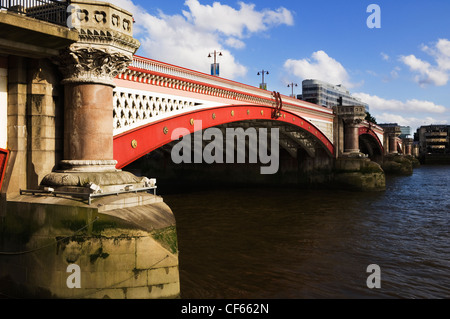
[399,126,412,139]
[300,79,369,110]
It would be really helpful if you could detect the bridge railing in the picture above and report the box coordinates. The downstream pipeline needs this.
[0,0,68,26]
[131,55,276,101]
[129,56,333,115]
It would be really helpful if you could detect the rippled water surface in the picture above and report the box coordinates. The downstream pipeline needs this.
[163,166,450,299]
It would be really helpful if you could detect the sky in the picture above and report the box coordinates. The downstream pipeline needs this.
[108,0,450,134]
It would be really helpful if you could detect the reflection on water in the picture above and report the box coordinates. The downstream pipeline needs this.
[162,166,450,299]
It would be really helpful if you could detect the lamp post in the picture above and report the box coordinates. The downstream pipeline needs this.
[288,82,298,98]
[257,70,269,90]
[208,50,222,76]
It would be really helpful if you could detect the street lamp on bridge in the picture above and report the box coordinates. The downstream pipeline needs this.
[288,82,298,98]
[257,69,269,90]
[208,50,223,76]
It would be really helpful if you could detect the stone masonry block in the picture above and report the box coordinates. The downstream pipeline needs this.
[101,253,136,272]
[30,83,49,96]
[79,270,113,289]
[8,83,27,95]
[135,237,178,270]
[86,288,126,299]
[143,282,180,299]
[101,237,136,255]
[31,137,57,151]
[147,266,179,286]
[8,93,27,110]
[125,284,181,299]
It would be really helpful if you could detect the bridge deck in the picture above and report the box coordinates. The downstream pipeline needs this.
[113,55,335,142]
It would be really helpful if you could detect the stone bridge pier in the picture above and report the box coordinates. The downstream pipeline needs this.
[403,138,413,156]
[331,105,386,191]
[1,0,180,299]
[379,124,419,175]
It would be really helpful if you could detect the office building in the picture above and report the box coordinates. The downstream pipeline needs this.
[416,125,450,154]
[300,79,369,110]
[399,126,412,139]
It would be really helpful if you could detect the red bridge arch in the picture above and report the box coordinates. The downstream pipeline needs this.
[113,105,335,169]
[359,126,384,154]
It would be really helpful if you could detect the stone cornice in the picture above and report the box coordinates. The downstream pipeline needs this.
[54,0,140,86]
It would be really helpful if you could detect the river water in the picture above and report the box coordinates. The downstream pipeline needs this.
[162,166,450,299]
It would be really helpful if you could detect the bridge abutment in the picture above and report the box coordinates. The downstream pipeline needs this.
[0,192,179,299]
[1,0,180,299]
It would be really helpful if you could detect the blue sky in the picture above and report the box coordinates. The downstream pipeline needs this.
[109,0,450,133]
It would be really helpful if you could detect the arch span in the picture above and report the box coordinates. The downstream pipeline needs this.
[113,105,334,169]
[358,126,384,155]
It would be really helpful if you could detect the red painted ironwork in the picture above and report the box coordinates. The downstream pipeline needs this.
[271,91,283,119]
[113,105,334,169]
[359,126,384,153]
[0,148,9,191]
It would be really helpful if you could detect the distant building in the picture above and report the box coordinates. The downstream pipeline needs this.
[399,126,411,139]
[300,79,369,110]
[416,125,450,154]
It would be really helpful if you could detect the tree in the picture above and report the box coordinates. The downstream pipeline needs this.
[365,111,377,124]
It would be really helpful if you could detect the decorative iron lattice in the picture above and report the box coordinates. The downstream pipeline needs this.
[113,88,201,132]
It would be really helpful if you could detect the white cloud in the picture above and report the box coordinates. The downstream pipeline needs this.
[381,52,390,61]
[284,50,357,88]
[422,38,450,71]
[107,0,294,79]
[225,37,246,49]
[390,66,401,79]
[353,92,446,114]
[400,38,450,87]
[375,113,447,132]
[182,0,294,37]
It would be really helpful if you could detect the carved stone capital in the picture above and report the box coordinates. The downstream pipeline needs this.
[55,45,132,86]
[53,0,140,86]
[343,118,364,126]
[335,105,366,125]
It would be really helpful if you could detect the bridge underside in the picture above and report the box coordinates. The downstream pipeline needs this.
[359,133,384,162]
[113,105,334,169]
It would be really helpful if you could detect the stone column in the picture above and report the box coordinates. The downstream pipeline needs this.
[389,135,398,154]
[335,105,366,156]
[344,120,361,153]
[40,0,147,192]
[380,125,401,155]
[403,138,413,156]
[57,46,133,172]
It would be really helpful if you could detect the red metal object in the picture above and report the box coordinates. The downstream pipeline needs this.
[113,105,335,169]
[271,91,283,119]
[0,148,9,191]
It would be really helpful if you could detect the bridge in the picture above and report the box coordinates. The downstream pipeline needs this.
[111,55,390,169]
[0,0,418,299]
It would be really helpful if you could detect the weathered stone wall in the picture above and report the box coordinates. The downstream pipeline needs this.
[382,154,420,176]
[5,56,28,197]
[4,56,63,198]
[333,157,386,191]
[27,59,64,188]
[0,193,180,299]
